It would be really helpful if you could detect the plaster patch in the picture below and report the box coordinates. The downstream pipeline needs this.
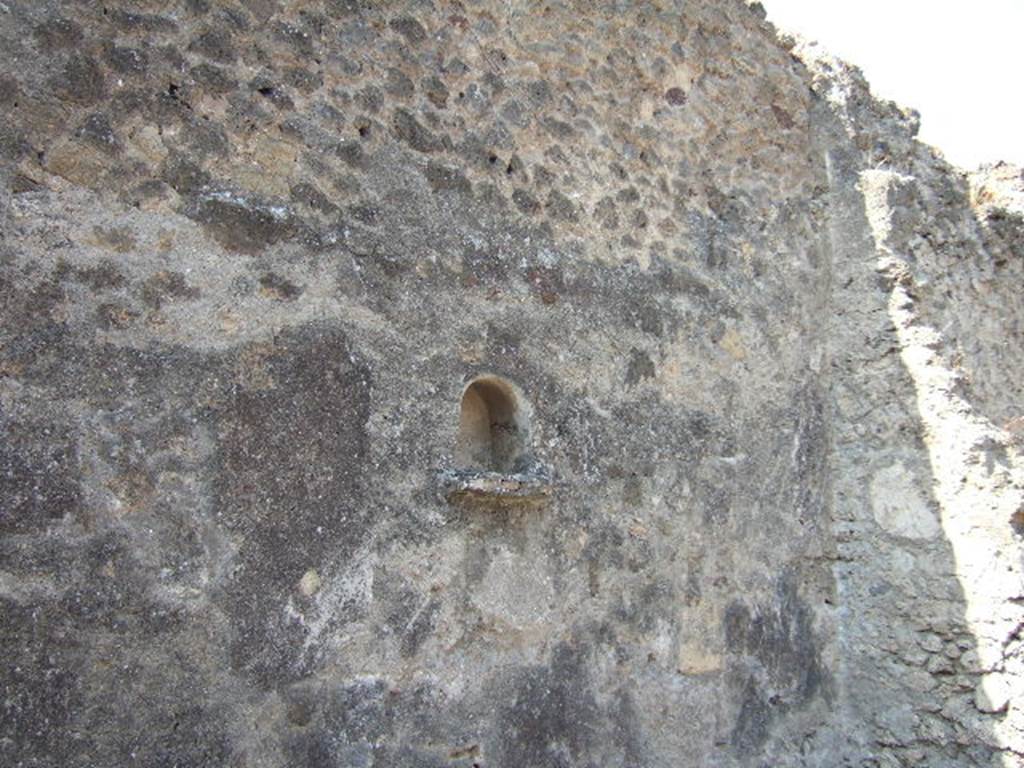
[677,642,723,675]
[473,550,554,628]
[719,327,747,360]
[870,462,940,539]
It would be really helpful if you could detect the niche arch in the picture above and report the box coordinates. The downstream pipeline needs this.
[455,375,532,473]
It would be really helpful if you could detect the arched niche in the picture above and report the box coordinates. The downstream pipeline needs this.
[455,375,531,473]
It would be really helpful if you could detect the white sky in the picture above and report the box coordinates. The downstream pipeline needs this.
[762,0,1024,169]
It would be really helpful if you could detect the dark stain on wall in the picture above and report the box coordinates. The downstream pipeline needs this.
[213,325,372,687]
[725,573,830,751]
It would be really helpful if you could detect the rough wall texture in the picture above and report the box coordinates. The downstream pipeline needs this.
[0,1,1020,767]
[806,45,1024,766]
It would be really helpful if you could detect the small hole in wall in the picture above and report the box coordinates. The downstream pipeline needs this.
[1011,505,1024,537]
[455,376,530,473]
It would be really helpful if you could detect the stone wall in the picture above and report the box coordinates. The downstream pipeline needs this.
[0,2,1019,766]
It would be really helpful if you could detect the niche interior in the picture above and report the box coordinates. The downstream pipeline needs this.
[454,375,530,473]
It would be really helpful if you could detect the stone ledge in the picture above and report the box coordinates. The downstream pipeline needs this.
[438,467,554,509]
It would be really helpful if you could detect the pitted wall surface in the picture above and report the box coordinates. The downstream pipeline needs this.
[0,2,1020,766]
